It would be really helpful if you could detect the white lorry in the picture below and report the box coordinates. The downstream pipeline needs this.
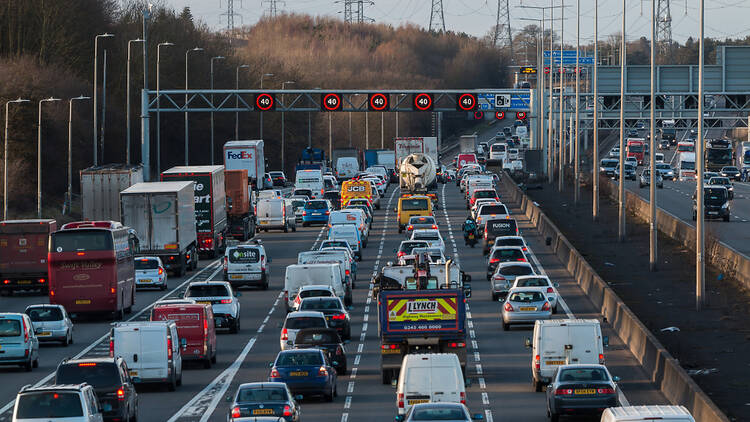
[223,140,265,191]
[80,164,143,222]
[677,152,696,181]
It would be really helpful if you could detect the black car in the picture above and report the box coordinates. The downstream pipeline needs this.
[324,190,341,210]
[54,357,138,422]
[708,176,734,199]
[546,364,619,421]
[720,166,741,181]
[269,171,288,187]
[482,218,519,255]
[293,327,348,375]
[298,297,351,340]
[228,382,301,422]
[693,186,730,221]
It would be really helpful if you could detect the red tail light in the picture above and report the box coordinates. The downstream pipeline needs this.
[283,405,292,416]
[49,288,54,296]
[534,354,540,370]
[331,313,346,320]
[555,388,573,396]
[382,344,399,350]
[449,342,466,348]
[598,388,615,394]
[270,368,280,378]
[397,251,405,258]
[158,268,164,275]
[397,393,404,408]
[431,225,437,229]
[547,287,554,293]
[318,366,328,376]
[489,258,500,264]
[504,302,514,312]
[407,225,413,230]
[109,339,114,357]
[517,258,527,262]
[460,391,466,404]
[542,302,551,311]
[336,346,344,355]
[302,211,307,216]
[599,353,605,364]
[38,278,46,284]
[116,388,125,400]
[220,299,232,304]
[231,406,242,418]
[281,328,288,340]
[284,290,289,303]
[111,287,116,294]
[345,269,350,276]
[325,210,330,215]
[167,337,173,359]
[22,317,28,343]
[2,279,8,285]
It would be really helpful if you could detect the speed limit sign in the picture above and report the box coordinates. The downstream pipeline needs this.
[412,93,433,111]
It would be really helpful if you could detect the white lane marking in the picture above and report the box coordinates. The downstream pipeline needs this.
[341,413,349,422]
[476,364,483,375]
[474,352,481,362]
[485,409,494,422]
[0,261,223,416]
[354,354,361,366]
[482,392,490,405]
[470,330,476,339]
[472,340,478,350]
[347,381,355,393]
[350,367,357,379]
[263,315,270,323]
[257,324,265,333]
[479,378,486,389]
[344,395,352,409]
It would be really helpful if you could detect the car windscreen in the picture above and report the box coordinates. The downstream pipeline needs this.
[492,249,524,261]
[56,362,120,388]
[709,178,729,186]
[656,164,671,169]
[276,352,323,366]
[704,188,727,203]
[306,201,328,209]
[401,199,429,211]
[508,291,545,302]
[0,319,21,337]
[15,392,84,418]
[185,285,230,297]
[237,387,288,402]
[601,160,617,167]
[26,307,63,322]
[479,205,507,215]
[228,248,260,263]
[321,241,349,249]
[487,220,517,236]
[285,317,327,330]
[291,200,305,209]
[300,299,342,311]
[499,265,534,276]
[135,258,160,270]
[558,367,610,382]
[628,145,643,152]
[51,229,113,252]
[491,144,506,152]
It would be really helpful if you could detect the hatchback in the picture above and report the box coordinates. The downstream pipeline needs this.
[134,256,167,290]
[293,328,348,375]
[546,364,619,421]
[298,297,351,340]
[405,216,439,238]
[396,240,430,259]
[501,287,552,330]
[184,281,241,333]
[302,200,332,227]
[228,382,301,422]
[0,313,39,371]
[24,304,73,346]
[268,349,338,401]
[290,285,336,312]
[512,275,559,313]
[269,171,288,186]
[280,311,328,351]
[486,246,527,280]
[490,262,535,301]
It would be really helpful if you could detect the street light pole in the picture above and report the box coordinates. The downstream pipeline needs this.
[235,65,249,140]
[618,0,627,242]
[649,0,657,271]
[210,56,225,164]
[558,0,565,192]
[593,0,599,221]
[281,80,295,171]
[3,98,29,220]
[38,97,61,218]
[259,73,274,139]
[67,96,90,214]
[184,47,204,165]
[574,0,580,204]
[93,33,114,166]
[548,3,555,183]
[696,0,705,310]
[156,42,174,177]
[126,39,144,165]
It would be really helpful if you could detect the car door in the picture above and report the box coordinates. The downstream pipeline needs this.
[119,361,137,416]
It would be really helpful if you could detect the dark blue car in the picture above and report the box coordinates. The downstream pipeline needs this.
[269,349,338,401]
[302,200,331,227]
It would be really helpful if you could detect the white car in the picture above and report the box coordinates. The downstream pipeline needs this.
[279,311,328,350]
[13,384,104,422]
[134,256,167,290]
[471,198,501,220]
[24,304,74,346]
[609,147,620,158]
[512,275,559,313]
[625,156,638,167]
[475,203,510,229]
[493,235,528,252]
[410,229,445,253]
[184,281,241,333]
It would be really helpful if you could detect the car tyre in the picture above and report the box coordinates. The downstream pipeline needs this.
[303,222,309,227]
[211,350,217,364]
[292,224,296,232]
[723,214,730,222]
[176,369,182,386]
[502,321,509,331]
[534,380,543,392]
[382,370,392,385]
[23,356,33,372]
[344,326,351,341]
[204,354,212,369]
[167,373,177,391]
[398,226,403,233]
[284,224,289,233]
[549,412,559,422]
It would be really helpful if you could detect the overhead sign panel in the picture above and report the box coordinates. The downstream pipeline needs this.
[368,93,389,111]
[477,92,531,111]
[544,57,594,65]
[320,93,343,111]
[412,93,434,111]
[520,66,537,74]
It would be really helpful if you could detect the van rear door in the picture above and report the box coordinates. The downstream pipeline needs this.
[404,366,432,407]
[115,326,144,379]
[138,325,168,380]
[539,324,568,376]
[429,364,461,404]
[567,324,600,365]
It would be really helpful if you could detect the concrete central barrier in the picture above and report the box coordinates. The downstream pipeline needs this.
[501,176,729,422]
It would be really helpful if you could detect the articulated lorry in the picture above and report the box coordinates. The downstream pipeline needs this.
[80,164,143,222]
[225,169,256,241]
[0,219,57,294]
[459,135,477,154]
[224,140,265,191]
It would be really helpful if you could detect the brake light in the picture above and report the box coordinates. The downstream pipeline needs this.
[397,251,405,258]
[547,287,554,293]
[78,362,97,367]
[504,302,514,312]
[431,225,437,229]
[270,367,280,378]
[261,256,266,272]
[283,405,292,416]
[489,258,499,264]
[325,210,330,215]
[398,393,404,409]
[167,337,173,359]
[302,211,307,216]
[382,344,399,350]
[555,388,573,396]
[331,313,346,320]
[336,346,344,355]
[517,258,527,262]
[408,225,413,230]
[318,366,328,376]
[109,338,114,357]
[284,290,289,304]
[534,354,540,370]
[599,353,605,364]
[38,278,46,284]
[117,388,125,400]
[281,328,288,340]
[542,301,551,311]
[111,287,116,294]
[450,342,466,348]
[460,391,466,405]
[2,280,8,284]
[22,317,28,343]
[345,269,350,276]
[158,267,164,275]
[598,387,615,394]
[231,406,242,418]
[220,299,232,304]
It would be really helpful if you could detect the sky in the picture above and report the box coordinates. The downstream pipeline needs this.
[163,0,750,46]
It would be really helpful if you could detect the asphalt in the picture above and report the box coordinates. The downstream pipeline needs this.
[0,176,671,422]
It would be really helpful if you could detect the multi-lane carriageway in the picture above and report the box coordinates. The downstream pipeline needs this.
[0,181,672,422]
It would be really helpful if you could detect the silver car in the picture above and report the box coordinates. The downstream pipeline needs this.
[490,262,535,301]
[24,304,73,346]
[512,275,559,313]
[184,281,242,333]
[639,169,663,189]
[501,287,552,330]
[279,311,328,351]
[399,403,484,422]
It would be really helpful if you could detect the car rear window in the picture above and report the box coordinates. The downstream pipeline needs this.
[306,201,328,209]
[474,190,496,199]
[56,362,120,388]
[0,319,21,337]
[26,307,63,322]
[410,408,467,421]
[558,367,610,382]
[492,249,525,261]
[479,205,507,215]
[228,248,260,263]
[409,216,435,225]
[400,241,429,254]
[508,291,545,302]
[495,238,523,247]
[186,284,230,297]
[135,258,160,270]
[414,233,440,241]
[300,299,343,311]
[15,392,84,418]
[299,289,334,299]
[285,316,327,330]
[296,331,339,344]
[237,387,288,402]
[276,352,323,366]
[516,277,549,287]
[499,265,534,276]
[401,199,429,211]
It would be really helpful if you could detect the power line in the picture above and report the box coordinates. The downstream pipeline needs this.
[656,0,673,54]
[429,0,446,32]
[219,0,243,32]
[261,0,285,17]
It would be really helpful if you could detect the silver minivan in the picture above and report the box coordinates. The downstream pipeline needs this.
[0,313,39,371]
[256,198,296,232]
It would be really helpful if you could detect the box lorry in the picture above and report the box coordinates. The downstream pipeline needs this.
[225,169,256,241]
[223,140,265,191]
[0,219,57,295]
[80,164,143,222]
[459,135,477,154]
[161,166,228,258]
[120,182,199,276]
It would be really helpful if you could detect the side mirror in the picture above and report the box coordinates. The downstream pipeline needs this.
[472,413,485,420]
[269,362,274,367]
[267,257,272,263]
[234,292,242,297]
[603,336,610,348]
[395,416,405,422]
[393,208,397,213]
[332,361,339,366]
[180,338,187,349]
[612,375,621,382]
[225,395,232,402]
[524,337,532,348]
[465,378,472,387]
[344,339,351,344]
[295,394,304,401]
[392,249,398,253]
[553,282,560,288]
[464,288,472,298]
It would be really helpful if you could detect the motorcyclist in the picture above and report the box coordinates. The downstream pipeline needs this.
[462,217,477,243]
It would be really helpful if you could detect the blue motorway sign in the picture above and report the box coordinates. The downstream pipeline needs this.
[477,92,531,111]
[544,57,594,65]
[544,50,578,57]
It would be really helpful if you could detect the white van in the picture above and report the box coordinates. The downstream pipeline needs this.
[257,198,296,232]
[601,406,694,422]
[396,353,465,416]
[284,263,345,312]
[110,321,183,390]
[489,143,507,161]
[530,319,605,391]
[336,157,359,180]
[328,224,362,260]
[295,169,325,199]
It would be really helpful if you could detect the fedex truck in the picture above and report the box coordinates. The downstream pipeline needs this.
[223,140,265,191]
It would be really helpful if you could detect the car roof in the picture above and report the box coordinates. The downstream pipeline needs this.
[298,284,335,291]
[237,382,288,389]
[189,281,231,287]
[498,261,533,269]
[508,286,546,293]
[20,384,91,393]
[495,235,524,241]
[491,245,524,251]
[25,304,65,310]
[514,275,550,282]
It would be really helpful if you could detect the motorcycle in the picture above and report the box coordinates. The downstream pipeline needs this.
[465,230,477,248]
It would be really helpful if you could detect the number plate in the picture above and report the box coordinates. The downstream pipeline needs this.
[252,409,274,415]
[138,279,152,283]
[574,389,597,395]
[290,371,308,376]
[708,211,718,215]
[229,274,244,280]
[381,349,401,354]
[407,399,429,405]
[260,221,268,224]
[197,301,212,305]
[75,299,91,305]
[38,332,51,337]
[519,306,537,311]
[129,370,138,376]
[17,280,32,285]
[545,360,565,365]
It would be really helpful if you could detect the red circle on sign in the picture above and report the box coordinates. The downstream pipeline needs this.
[323,93,342,111]
[457,93,477,111]
[495,111,505,120]
[369,93,388,111]
[256,93,274,111]
[516,111,527,120]
[413,93,432,111]
[474,111,484,120]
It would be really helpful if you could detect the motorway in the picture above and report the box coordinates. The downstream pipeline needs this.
[0,176,672,421]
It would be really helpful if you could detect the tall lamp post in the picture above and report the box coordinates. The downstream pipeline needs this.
[184,47,204,165]
[593,0,599,221]
[617,0,627,241]
[38,97,61,218]
[259,73,274,139]
[696,0,706,310]
[210,56,225,164]
[93,33,114,166]
[156,42,174,176]
[235,64,250,140]
[649,0,657,270]
[3,98,30,220]
[66,96,90,214]
[281,80,295,171]
[126,38,144,165]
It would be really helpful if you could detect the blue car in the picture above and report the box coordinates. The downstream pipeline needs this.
[302,200,331,227]
[269,349,338,401]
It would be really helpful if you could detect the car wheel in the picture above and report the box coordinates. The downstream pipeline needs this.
[176,369,182,386]
[502,322,509,331]
[23,356,32,372]
[723,214,730,222]
[398,226,403,233]
[284,224,289,233]
[204,354,212,369]
[167,373,177,391]
[382,370,392,385]
[552,305,558,314]
[211,351,217,364]
[344,326,351,340]
[303,222,309,227]
[549,412,559,422]
[292,224,296,232]
[324,387,334,402]
[534,380,543,392]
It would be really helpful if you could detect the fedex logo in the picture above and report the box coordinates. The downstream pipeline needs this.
[226,150,253,160]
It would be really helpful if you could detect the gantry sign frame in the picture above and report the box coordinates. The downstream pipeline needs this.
[139,89,532,179]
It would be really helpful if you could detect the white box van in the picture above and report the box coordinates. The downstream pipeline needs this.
[257,198,296,232]
[530,319,605,391]
[396,353,465,416]
[295,169,325,199]
[110,321,183,390]
[336,157,359,180]
[284,263,344,312]
[600,406,694,422]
